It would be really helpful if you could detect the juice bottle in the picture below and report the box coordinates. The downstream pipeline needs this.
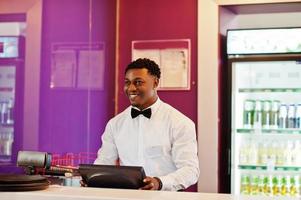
[290,175,299,196]
[270,100,280,129]
[253,100,263,129]
[296,104,301,129]
[258,174,265,195]
[263,175,272,196]
[280,175,288,196]
[248,141,258,165]
[279,104,288,129]
[239,142,249,165]
[240,174,250,195]
[272,175,280,196]
[250,174,259,195]
[288,104,296,128]
[243,100,255,129]
[258,142,268,165]
[262,100,271,129]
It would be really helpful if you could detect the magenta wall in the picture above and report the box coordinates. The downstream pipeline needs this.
[39,0,116,156]
[118,0,198,191]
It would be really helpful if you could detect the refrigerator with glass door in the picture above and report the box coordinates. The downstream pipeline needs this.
[227,28,301,198]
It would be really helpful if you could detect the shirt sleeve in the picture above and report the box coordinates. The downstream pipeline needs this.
[94,120,119,165]
[158,118,200,191]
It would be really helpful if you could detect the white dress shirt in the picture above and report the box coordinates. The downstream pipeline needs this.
[94,98,199,191]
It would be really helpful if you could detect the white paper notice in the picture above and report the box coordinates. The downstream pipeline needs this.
[50,50,76,88]
[77,50,105,90]
[160,49,188,88]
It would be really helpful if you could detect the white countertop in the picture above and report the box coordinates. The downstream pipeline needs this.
[0,185,299,200]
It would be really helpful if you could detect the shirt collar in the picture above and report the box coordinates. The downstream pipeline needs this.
[131,97,161,115]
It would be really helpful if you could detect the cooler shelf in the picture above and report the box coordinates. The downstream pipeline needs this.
[236,128,301,134]
[238,88,301,93]
[238,165,301,171]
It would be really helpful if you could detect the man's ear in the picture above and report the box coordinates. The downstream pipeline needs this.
[154,77,159,89]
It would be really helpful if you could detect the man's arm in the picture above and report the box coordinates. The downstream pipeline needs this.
[158,120,200,191]
[94,121,119,165]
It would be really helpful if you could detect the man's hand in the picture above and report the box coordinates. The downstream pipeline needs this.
[80,180,87,187]
[139,176,161,190]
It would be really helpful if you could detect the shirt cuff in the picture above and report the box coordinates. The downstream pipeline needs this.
[159,175,185,191]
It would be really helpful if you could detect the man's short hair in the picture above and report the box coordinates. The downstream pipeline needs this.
[125,58,161,79]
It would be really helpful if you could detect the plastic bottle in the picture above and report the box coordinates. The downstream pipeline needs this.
[284,141,293,166]
[250,174,259,195]
[272,175,280,196]
[258,142,268,165]
[239,142,249,165]
[296,104,301,129]
[263,175,272,196]
[243,100,255,129]
[253,100,263,129]
[288,104,296,128]
[280,175,288,196]
[290,175,299,197]
[262,100,271,129]
[240,174,250,195]
[258,174,265,195]
[276,142,285,166]
[248,141,258,165]
[279,104,288,129]
[270,100,280,129]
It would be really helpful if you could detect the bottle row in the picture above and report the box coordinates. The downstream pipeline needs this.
[243,99,301,129]
[0,132,13,158]
[239,140,301,166]
[240,173,300,197]
[0,99,14,125]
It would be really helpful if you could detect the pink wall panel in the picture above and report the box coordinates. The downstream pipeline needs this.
[118,0,198,191]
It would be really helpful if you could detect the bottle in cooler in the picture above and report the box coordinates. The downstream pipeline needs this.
[239,142,249,165]
[290,175,299,196]
[272,175,280,196]
[284,140,293,166]
[248,141,258,165]
[276,141,285,166]
[270,100,280,129]
[286,175,292,196]
[296,104,301,129]
[263,175,272,196]
[299,176,301,197]
[250,174,259,195]
[293,141,301,166]
[279,104,288,129]
[288,104,296,128]
[253,100,263,129]
[258,142,268,165]
[258,174,265,195]
[280,175,288,196]
[240,173,250,195]
[262,100,271,129]
[243,99,255,129]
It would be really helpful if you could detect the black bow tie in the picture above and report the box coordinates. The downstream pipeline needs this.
[131,108,152,119]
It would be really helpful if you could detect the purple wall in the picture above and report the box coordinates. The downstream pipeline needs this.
[39,0,116,156]
[117,0,198,191]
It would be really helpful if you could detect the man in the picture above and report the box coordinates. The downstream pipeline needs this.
[94,58,199,191]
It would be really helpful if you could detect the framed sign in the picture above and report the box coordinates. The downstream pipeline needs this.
[132,39,191,90]
[50,42,105,90]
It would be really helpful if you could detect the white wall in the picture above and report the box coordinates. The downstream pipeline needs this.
[197,0,301,193]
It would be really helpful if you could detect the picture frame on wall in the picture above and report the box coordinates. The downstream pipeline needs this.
[132,39,191,90]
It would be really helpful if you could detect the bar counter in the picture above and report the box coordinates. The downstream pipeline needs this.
[1,185,299,200]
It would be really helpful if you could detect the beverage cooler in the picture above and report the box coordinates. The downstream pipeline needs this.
[227,28,301,197]
[0,36,24,166]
